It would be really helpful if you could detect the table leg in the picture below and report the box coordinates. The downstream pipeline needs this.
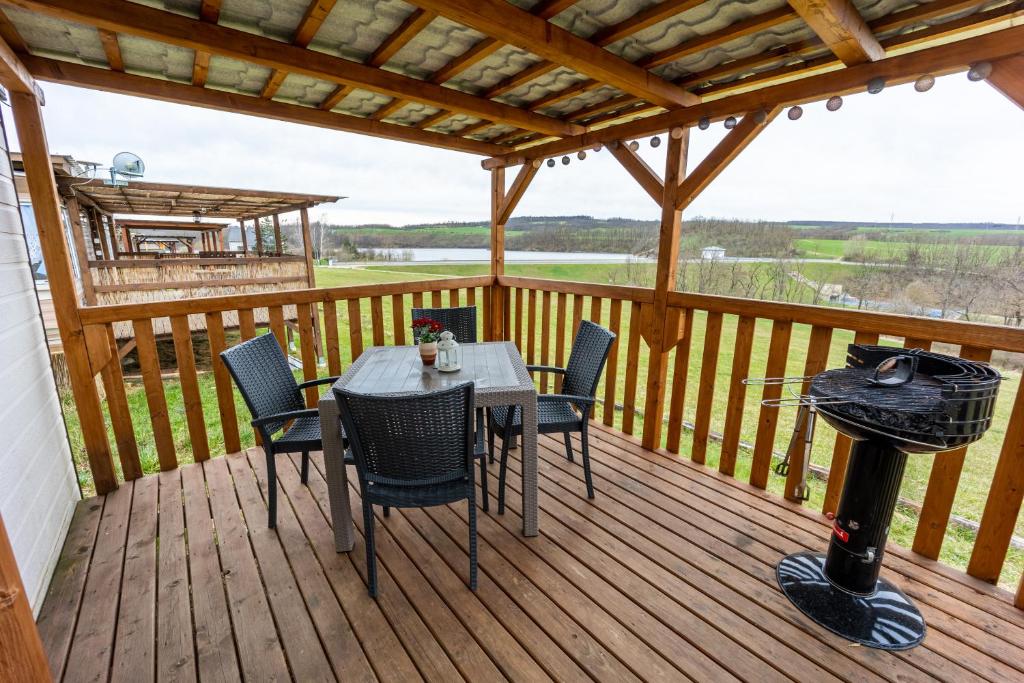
[318,395,354,552]
[519,397,539,536]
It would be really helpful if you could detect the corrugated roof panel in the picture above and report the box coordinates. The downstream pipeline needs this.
[205,54,274,94]
[274,73,338,106]
[334,87,392,116]
[537,84,624,118]
[3,8,107,66]
[129,0,203,17]
[385,101,443,125]
[497,66,592,107]
[431,113,483,134]
[311,0,418,63]
[118,35,195,82]
[219,0,310,41]
[450,44,543,95]
[385,15,487,81]
[554,0,663,38]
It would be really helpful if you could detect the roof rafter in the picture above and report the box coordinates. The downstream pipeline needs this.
[366,8,440,119]
[191,0,221,86]
[25,55,504,155]
[987,53,1024,109]
[97,29,123,71]
[786,0,884,65]
[405,0,698,108]
[261,0,339,99]
[11,0,581,138]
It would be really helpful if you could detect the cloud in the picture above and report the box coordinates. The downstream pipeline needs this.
[9,74,1023,226]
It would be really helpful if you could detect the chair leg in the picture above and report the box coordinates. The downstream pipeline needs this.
[265,449,277,528]
[581,424,595,499]
[363,501,378,597]
[479,455,489,512]
[487,411,496,464]
[468,495,478,591]
[563,432,574,462]
[476,407,487,463]
[383,506,390,517]
[497,431,511,515]
[301,450,310,484]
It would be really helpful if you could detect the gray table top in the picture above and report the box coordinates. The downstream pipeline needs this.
[331,342,536,406]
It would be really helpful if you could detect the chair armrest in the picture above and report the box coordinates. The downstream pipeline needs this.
[538,393,595,407]
[526,365,566,375]
[251,408,320,428]
[296,375,341,390]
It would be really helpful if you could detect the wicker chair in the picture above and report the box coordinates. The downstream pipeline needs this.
[220,333,345,528]
[488,320,616,512]
[334,382,477,597]
[410,305,491,510]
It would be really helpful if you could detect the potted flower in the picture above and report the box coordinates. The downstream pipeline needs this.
[412,317,444,365]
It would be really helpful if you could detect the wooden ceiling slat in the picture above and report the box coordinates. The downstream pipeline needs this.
[97,29,124,71]
[786,0,884,65]
[870,0,989,33]
[406,0,698,107]
[14,0,581,138]
[192,0,221,87]
[590,0,706,46]
[262,0,339,99]
[364,8,440,119]
[319,85,351,111]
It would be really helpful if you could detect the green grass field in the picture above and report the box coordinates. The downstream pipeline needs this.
[61,262,1024,590]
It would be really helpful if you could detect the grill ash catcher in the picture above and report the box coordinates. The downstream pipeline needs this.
[747,344,1001,650]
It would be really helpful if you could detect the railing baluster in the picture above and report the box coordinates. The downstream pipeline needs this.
[297,302,319,406]
[99,324,141,479]
[719,315,756,476]
[323,300,342,376]
[540,290,552,393]
[370,296,385,346]
[602,299,621,426]
[133,317,177,470]
[392,294,406,346]
[555,292,567,392]
[621,301,643,436]
[784,325,834,502]
[431,290,443,307]
[590,295,601,324]
[912,345,992,559]
[465,286,476,308]
[238,308,256,340]
[502,286,511,341]
[483,285,492,341]
[691,311,724,464]
[571,293,584,340]
[449,287,460,307]
[749,320,794,488]
[666,308,694,454]
[205,311,241,454]
[268,305,286,350]
[822,330,880,510]
[412,291,424,308]
[347,299,364,362]
[514,288,524,351]
[527,288,537,366]
[170,315,210,462]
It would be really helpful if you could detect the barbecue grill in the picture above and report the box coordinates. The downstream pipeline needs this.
[753,344,1000,650]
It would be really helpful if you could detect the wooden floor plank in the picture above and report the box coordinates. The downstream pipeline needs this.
[180,464,240,683]
[112,476,158,683]
[64,483,133,683]
[202,457,291,681]
[155,470,196,683]
[36,497,104,681]
[241,451,376,682]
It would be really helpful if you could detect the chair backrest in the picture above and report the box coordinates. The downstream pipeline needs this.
[220,333,303,434]
[562,320,617,399]
[334,382,475,488]
[410,306,477,343]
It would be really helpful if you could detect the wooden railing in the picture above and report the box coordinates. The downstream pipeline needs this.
[69,274,1024,605]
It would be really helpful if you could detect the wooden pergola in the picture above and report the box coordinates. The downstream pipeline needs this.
[0,0,1022,677]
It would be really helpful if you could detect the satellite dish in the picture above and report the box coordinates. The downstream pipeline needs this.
[112,152,145,177]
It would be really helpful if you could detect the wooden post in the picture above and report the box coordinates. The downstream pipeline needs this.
[91,208,110,260]
[104,214,119,259]
[239,219,248,253]
[641,128,689,450]
[10,90,117,492]
[272,213,282,255]
[299,207,322,357]
[65,195,96,305]
[254,218,264,256]
[0,511,51,682]
[124,227,133,255]
[489,166,506,341]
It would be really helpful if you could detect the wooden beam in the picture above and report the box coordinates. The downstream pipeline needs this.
[299,208,316,288]
[0,29,35,93]
[97,29,124,71]
[26,56,504,155]
[13,0,581,138]
[497,161,540,225]
[787,0,884,65]
[0,9,29,53]
[319,85,351,111]
[489,166,505,341]
[272,213,282,253]
[483,24,1024,167]
[369,8,435,67]
[10,90,117,492]
[261,0,340,99]
[0,511,51,682]
[641,128,689,450]
[987,54,1024,110]
[406,0,698,108]
[609,142,664,206]
[191,0,221,87]
[65,196,97,304]
[675,107,781,209]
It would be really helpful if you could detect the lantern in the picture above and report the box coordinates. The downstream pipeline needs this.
[436,330,461,372]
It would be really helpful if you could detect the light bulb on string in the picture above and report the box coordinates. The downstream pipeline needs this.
[561,155,570,165]
[826,95,843,111]
[650,136,661,148]
[967,62,992,81]
[724,116,737,129]
[867,77,885,94]
[914,74,935,92]
[577,150,587,160]
[752,109,767,124]
[628,140,640,151]
[546,158,555,168]
[592,143,602,152]
[788,105,803,120]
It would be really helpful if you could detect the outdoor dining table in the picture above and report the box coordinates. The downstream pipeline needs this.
[318,341,540,552]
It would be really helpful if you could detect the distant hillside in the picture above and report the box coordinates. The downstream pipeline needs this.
[789,220,1023,231]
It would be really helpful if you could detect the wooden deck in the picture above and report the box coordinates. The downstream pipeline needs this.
[36,423,1024,682]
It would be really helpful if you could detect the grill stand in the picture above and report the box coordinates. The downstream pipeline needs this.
[777,438,926,650]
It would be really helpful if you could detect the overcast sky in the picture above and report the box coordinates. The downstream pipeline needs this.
[7,73,1023,227]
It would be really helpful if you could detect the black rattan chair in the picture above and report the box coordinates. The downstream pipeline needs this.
[488,320,615,512]
[221,333,345,528]
[334,382,478,597]
[411,305,492,509]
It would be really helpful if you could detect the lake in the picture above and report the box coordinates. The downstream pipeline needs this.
[353,247,652,263]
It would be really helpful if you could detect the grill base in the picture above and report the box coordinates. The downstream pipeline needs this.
[777,552,925,650]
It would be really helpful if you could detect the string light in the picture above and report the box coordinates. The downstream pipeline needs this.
[592,143,603,152]
[967,61,992,81]
[914,74,935,92]
[752,109,767,124]
[628,140,640,151]
[546,158,556,167]
[826,95,843,111]
[650,136,661,148]
[724,116,737,129]
[867,77,885,94]
[561,155,570,165]
[577,150,587,160]
[698,116,710,130]
[788,105,803,120]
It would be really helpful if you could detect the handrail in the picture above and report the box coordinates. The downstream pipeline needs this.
[499,275,655,303]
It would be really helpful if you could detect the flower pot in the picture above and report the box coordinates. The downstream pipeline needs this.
[419,341,437,366]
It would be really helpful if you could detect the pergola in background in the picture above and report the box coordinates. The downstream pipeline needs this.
[0,1,1021,676]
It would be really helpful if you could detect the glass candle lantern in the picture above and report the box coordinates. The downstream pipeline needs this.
[436,330,461,372]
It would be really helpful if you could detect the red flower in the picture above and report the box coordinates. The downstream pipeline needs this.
[412,317,443,333]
